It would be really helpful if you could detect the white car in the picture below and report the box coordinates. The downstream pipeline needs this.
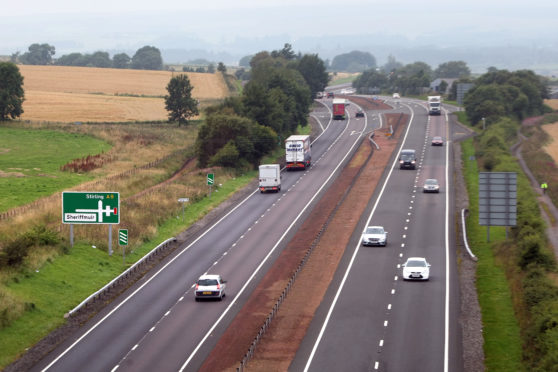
[361,225,388,246]
[195,274,227,301]
[423,178,440,193]
[392,92,400,99]
[402,257,430,280]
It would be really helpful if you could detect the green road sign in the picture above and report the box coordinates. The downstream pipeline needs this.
[207,173,214,186]
[118,229,128,246]
[62,191,120,224]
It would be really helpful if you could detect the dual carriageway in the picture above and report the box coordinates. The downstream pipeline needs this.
[33,91,465,372]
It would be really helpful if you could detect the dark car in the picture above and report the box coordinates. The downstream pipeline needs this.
[355,110,364,118]
[431,136,443,146]
[326,92,334,98]
[399,149,417,169]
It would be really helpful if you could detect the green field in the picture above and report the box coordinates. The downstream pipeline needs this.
[0,127,112,212]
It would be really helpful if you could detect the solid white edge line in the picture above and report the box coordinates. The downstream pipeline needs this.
[444,109,450,372]
[44,99,339,371]
[179,103,366,371]
[303,102,415,371]
[41,187,261,371]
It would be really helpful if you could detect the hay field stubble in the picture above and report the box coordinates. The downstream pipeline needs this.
[542,121,558,163]
[19,65,229,123]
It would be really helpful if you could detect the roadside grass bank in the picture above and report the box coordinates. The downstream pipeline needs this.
[461,139,523,371]
[0,170,256,369]
[0,120,307,369]
[462,113,558,370]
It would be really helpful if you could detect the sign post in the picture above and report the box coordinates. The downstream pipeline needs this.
[62,191,120,254]
[119,229,128,264]
[207,173,214,197]
[178,198,189,221]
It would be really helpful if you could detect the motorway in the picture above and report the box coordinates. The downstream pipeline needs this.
[291,98,463,371]
[32,92,464,372]
[32,95,377,372]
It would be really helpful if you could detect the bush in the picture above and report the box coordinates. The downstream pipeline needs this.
[523,271,558,309]
[0,235,33,268]
[519,234,555,270]
[0,225,60,268]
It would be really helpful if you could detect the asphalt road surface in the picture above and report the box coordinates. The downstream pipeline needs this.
[32,99,379,372]
[291,99,463,372]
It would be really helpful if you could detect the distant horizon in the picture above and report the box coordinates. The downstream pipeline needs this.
[2,0,558,75]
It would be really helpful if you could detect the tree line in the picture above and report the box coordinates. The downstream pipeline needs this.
[12,43,164,70]
[353,57,472,96]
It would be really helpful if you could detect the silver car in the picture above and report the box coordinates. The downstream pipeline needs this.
[402,257,431,280]
[195,274,227,301]
[423,178,440,193]
[361,225,388,246]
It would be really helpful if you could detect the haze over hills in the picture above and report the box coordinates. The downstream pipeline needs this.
[3,0,558,75]
[149,32,558,75]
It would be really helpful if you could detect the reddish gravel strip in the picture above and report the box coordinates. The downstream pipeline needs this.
[199,114,406,371]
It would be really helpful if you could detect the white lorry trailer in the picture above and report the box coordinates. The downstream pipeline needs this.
[259,164,281,193]
[285,135,311,170]
[427,96,442,115]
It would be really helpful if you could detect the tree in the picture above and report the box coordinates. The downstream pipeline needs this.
[434,61,471,78]
[89,51,111,68]
[113,53,131,69]
[0,62,25,121]
[390,61,433,95]
[207,63,215,73]
[164,74,199,125]
[353,69,389,93]
[464,69,549,125]
[19,43,55,65]
[239,55,253,68]
[382,55,403,73]
[196,112,276,168]
[271,43,297,60]
[331,51,376,72]
[291,54,329,98]
[55,53,85,66]
[131,46,163,70]
[217,62,227,73]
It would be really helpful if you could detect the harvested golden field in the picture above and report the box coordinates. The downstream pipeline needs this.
[542,121,558,163]
[545,99,558,111]
[19,65,229,122]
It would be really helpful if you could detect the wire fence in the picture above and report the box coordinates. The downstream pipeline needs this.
[0,149,186,221]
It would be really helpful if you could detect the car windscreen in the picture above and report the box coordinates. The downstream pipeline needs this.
[198,279,218,286]
[366,227,383,234]
[401,153,414,161]
[407,260,426,267]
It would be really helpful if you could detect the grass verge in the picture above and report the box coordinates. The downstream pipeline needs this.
[461,138,523,371]
[0,171,256,369]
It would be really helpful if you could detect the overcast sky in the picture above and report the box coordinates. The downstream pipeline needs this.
[2,0,557,59]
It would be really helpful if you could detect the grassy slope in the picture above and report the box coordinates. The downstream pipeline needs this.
[461,139,523,371]
[0,127,111,211]
[0,171,256,368]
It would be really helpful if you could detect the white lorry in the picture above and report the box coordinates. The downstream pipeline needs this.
[259,164,281,193]
[285,135,311,170]
[427,96,442,115]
